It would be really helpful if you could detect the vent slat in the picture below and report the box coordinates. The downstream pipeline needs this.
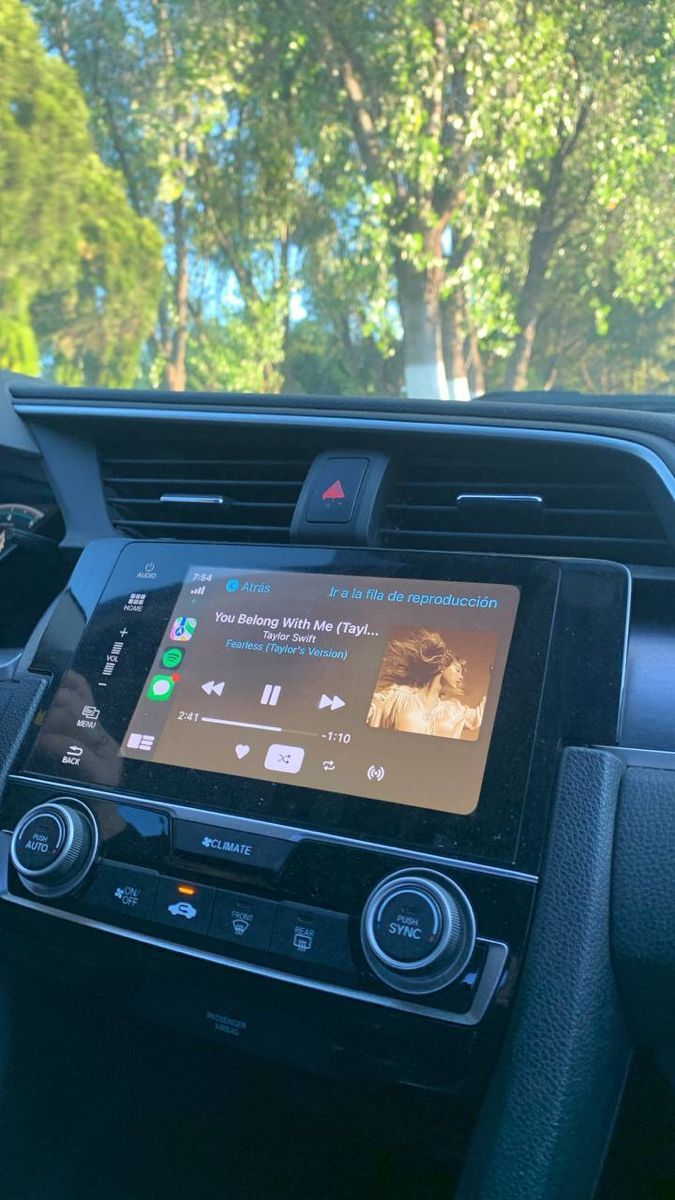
[387,504,650,521]
[111,498,296,512]
[102,450,309,543]
[382,457,673,566]
[383,530,666,549]
[105,476,305,488]
[110,519,293,534]
[394,488,647,511]
[103,457,308,467]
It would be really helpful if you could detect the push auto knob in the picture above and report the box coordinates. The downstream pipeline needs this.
[10,801,98,898]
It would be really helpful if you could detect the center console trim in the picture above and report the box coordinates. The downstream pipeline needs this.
[0,829,508,1026]
[11,775,539,884]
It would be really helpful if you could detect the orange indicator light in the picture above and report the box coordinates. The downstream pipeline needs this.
[177,885,196,896]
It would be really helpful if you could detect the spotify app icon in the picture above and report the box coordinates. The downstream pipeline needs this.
[161,647,184,669]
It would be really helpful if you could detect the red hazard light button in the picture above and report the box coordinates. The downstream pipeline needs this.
[306,458,369,523]
[322,479,346,501]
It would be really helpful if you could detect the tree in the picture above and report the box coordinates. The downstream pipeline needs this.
[270,2,582,398]
[523,156,674,394]
[34,0,341,392]
[0,0,162,382]
[481,0,674,390]
[33,0,217,389]
[499,0,672,386]
[26,0,674,397]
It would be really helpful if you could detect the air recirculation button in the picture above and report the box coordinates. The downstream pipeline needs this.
[361,870,476,995]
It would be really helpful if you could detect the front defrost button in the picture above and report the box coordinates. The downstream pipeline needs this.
[209,890,276,951]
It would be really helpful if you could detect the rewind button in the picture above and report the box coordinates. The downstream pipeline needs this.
[201,680,225,696]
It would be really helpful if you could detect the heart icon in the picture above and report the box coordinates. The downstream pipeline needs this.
[235,744,250,760]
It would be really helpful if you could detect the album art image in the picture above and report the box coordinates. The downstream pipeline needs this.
[366,626,498,741]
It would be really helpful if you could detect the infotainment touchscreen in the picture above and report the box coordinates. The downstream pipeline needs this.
[120,568,519,815]
[21,541,629,862]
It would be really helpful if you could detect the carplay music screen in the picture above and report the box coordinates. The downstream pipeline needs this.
[121,568,519,815]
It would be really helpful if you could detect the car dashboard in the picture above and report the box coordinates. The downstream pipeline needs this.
[0,374,673,1199]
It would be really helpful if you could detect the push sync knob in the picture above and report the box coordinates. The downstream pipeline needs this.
[361,870,476,995]
[10,801,98,898]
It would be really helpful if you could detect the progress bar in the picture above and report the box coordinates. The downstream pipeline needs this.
[200,717,283,732]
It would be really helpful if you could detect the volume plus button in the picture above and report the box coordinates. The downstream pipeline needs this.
[10,801,99,898]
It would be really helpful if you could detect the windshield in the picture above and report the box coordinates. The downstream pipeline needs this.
[1,1,672,401]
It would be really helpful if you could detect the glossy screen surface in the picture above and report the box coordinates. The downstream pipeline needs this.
[121,568,520,815]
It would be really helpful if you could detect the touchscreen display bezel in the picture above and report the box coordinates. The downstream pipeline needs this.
[20,543,560,865]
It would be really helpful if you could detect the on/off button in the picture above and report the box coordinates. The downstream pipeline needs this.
[82,862,159,920]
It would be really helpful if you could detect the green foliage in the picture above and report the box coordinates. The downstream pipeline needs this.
[0,0,162,383]
[16,0,675,395]
[463,0,674,387]
[33,159,164,384]
[187,296,288,394]
[0,313,40,376]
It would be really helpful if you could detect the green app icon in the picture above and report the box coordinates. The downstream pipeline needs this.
[147,674,176,702]
[161,647,184,669]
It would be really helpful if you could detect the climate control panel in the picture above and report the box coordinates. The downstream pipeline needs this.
[1,779,531,1026]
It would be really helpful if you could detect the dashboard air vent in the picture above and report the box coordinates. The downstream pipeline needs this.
[102,451,310,542]
[382,452,675,566]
